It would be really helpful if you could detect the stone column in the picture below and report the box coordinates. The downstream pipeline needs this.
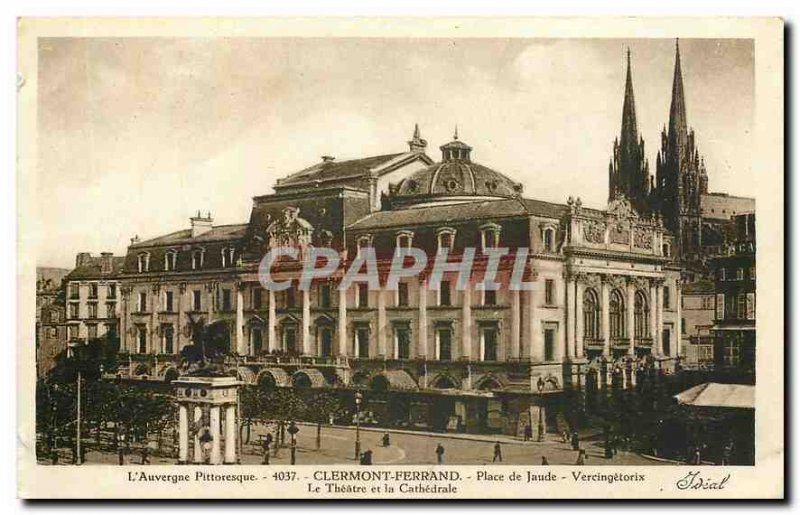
[510,289,521,360]
[224,405,236,464]
[377,286,387,357]
[418,279,428,359]
[649,283,657,354]
[656,283,664,355]
[461,283,472,360]
[177,284,185,352]
[601,278,610,357]
[338,285,347,357]
[528,288,542,361]
[206,283,215,325]
[178,404,189,463]
[268,289,277,353]
[575,281,585,359]
[675,281,682,357]
[301,288,311,355]
[193,406,203,464]
[235,286,245,355]
[210,406,221,465]
[150,286,158,354]
[627,281,635,356]
[565,275,575,360]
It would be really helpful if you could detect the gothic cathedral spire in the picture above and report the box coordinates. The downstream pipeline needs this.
[668,39,689,163]
[608,48,651,213]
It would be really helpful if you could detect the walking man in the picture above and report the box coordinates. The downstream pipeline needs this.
[575,449,587,465]
[140,446,150,465]
[571,431,580,451]
[541,455,549,465]
[435,443,445,464]
[492,441,503,463]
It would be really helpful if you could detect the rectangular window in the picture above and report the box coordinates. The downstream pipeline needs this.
[107,284,116,298]
[483,289,497,306]
[87,324,98,339]
[356,328,370,358]
[68,325,78,339]
[192,290,202,311]
[68,303,78,319]
[138,292,147,312]
[437,328,452,360]
[164,291,174,312]
[396,327,410,359]
[221,289,232,311]
[318,283,331,308]
[736,293,747,319]
[544,328,555,361]
[105,322,117,337]
[716,293,725,320]
[105,302,116,318]
[482,327,498,361]
[162,324,174,354]
[545,279,554,305]
[88,303,98,319]
[89,283,98,299]
[397,282,409,307]
[69,283,79,299]
[663,287,671,309]
[736,268,744,281]
[252,288,263,310]
[357,283,369,308]
[723,339,741,367]
[681,318,686,334]
[439,281,451,306]
[750,266,756,280]
[137,326,147,353]
[746,293,755,320]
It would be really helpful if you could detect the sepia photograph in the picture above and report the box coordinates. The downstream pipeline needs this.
[16,17,783,499]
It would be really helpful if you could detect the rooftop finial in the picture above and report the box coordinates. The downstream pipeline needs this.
[413,123,420,139]
[408,123,427,152]
[454,125,459,140]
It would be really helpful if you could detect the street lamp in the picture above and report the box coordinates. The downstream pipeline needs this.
[354,391,363,460]
[537,378,545,443]
[287,421,299,465]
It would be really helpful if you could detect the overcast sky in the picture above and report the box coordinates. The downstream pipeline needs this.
[36,37,753,268]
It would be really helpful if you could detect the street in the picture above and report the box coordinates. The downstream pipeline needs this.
[40,424,670,466]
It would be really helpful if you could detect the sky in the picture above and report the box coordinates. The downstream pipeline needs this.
[35,37,754,268]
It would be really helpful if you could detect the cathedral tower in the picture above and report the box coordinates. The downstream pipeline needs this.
[655,40,709,260]
[608,49,651,213]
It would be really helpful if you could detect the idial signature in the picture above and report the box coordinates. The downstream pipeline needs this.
[676,470,731,490]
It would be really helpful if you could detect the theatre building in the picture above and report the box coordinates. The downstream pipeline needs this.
[117,127,682,435]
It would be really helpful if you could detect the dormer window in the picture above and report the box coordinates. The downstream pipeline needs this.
[164,249,178,271]
[542,227,555,253]
[662,242,672,257]
[221,247,236,268]
[356,235,373,258]
[437,228,456,254]
[480,223,501,250]
[395,230,414,250]
[192,249,205,270]
[137,252,150,273]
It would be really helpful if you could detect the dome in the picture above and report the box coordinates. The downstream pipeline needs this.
[391,133,523,207]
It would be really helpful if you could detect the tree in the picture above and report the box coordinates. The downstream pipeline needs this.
[303,391,344,450]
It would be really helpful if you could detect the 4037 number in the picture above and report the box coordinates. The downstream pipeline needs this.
[272,471,297,481]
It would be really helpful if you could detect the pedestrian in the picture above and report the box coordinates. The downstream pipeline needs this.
[262,433,273,465]
[693,446,701,465]
[524,424,532,442]
[117,446,125,466]
[435,443,445,464]
[362,449,373,465]
[51,449,59,465]
[571,431,580,451]
[140,446,150,465]
[541,455,549,465]
[492,441,502,463]
[575,449,587,465]
[382,432,390,447]
[562,430,569,444]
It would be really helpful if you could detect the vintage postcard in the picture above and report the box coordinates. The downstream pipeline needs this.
[17,17,783,499]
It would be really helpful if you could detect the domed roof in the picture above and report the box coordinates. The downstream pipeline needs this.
[392,133,523,206]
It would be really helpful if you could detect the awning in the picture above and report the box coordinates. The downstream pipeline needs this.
[674,382,754,409]
[257,367,291,387]
[372,370,419,391]
[293,368,329,388]
[711,325,755,331]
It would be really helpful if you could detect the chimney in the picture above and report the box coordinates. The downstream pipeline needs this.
[75,252,92,268]
[190,211,214,238]
[321,155,335,163]
[100,252,114,274]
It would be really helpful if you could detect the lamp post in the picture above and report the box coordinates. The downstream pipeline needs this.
[287,421,299,465]
[537,378,545,443]
[354,391,363,460]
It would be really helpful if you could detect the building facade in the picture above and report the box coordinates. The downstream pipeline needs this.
[117,129,682,434]
[680,280,716,370]
[64,252,125,349]
[710,214,756,378]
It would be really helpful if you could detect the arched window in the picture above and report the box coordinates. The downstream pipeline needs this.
[221,247,236,268]
[480,223,501,251]
[436,227,456,254]
[662,242,671,257]
[543,228,555,252]
[634,290,650,339]
[609,289,626,339]
[583,288,600,340]
[395,230,414,249]
[356,235,372,258]
[192,248,205,270]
